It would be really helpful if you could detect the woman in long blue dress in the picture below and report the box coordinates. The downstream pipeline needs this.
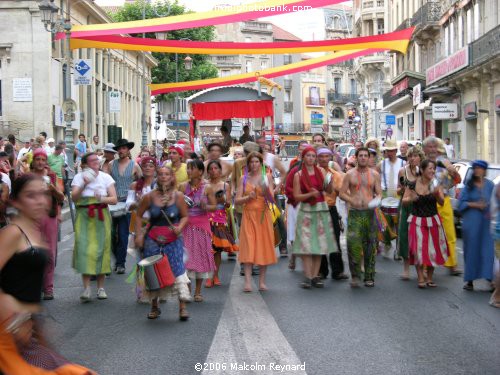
[458,160,495,291]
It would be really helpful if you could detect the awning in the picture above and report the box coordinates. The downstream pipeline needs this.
[416,98,432,110]
[383,94,411,112]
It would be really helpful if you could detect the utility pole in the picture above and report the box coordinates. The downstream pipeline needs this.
[141,4,148,146]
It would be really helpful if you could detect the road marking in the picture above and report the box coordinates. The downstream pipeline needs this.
[202,265,306,375]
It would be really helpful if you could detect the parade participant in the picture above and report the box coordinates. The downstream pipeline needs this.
[89,135,100,153]
[204,142,232,179]
[458,160,495,291]
[48,144,65,192]
[134,166,191,320]
[235,152,277,292]
[135,148,151,165]
[239,125,255,144]
[490,183,500,308]
[256,135,287,256]
[17,139,32,161]
[368,148,378,169]
[316,147,348,280]
[365,137,381,163]
[277,137,287,161]
[0,152,12,193]
[377,139,405,259]
[444,137,455,159]
[110,139,142,274]
[396,146,423,280]
[292,146,337,288]
[163,145,188,187]
[179,159,216,302]
[0,174,96,373]
[100,143,117,174]
[74,134,88,170]
[285,140,310,270]
[45,138,55,154]
[126,156,157,302]
[423,136,462,275]
[220,126,233,154]
[403,159,449,288]
[398,141,409,162]
[71,152,117,301]
[339,147,382,287]
[0,173,8,228]
[326,138,344,171]
[312,133,326,146]
[205,160,238,287]
[30,149,64,300]
[232,146,245,160]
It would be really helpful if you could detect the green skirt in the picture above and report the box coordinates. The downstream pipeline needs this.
[397,202,411,259]
[73,197,112,275]
[292,201,338,255]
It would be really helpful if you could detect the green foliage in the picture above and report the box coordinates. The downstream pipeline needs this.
[110,0,218,99]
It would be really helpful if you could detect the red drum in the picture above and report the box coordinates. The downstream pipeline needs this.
[380,197,399,216]
[138,255,175,291]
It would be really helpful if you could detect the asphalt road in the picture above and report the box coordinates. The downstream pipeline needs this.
[42,219,499,375]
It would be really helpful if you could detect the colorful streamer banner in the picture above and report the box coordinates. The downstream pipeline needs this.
[70,28,414,55]
[69,0,344,38]
[150,49,384,95]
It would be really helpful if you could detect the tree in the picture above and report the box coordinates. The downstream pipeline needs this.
[110,0,219,100]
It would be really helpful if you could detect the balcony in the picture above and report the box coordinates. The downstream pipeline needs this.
[411,1,442,40]
[305,97,326,106]
[241,21,273,34]
[471,25,500,66]
[363,0,384,9]
[284,79,292,90]
[282,123,305,133]
[284,101,293,112]
[395,18,411,32]
[212,56,241,67]
[327,92,359,104]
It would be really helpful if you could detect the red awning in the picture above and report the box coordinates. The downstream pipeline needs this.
[191,100,274,120]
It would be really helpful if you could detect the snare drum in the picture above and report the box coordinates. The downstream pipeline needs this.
[109,202,127,218]
[380,197,399,216]
[138,254,175,291]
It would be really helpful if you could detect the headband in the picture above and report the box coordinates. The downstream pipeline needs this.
[33,148,47,159]
[301,146,317,159]
[168,145,184,157]
[316,147,333,156]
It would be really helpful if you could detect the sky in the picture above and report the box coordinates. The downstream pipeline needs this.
[95,0,353,41]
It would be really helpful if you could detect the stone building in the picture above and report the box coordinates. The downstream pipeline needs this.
[301,61,328,135]
[0,0,156,147]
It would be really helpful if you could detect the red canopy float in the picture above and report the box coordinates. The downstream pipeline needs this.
[187,86,274,149]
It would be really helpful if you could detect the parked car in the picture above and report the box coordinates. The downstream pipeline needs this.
[343,147,356,168]
[337,143,353,157]
[450,161,500,234]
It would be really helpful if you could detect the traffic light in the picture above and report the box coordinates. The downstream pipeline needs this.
[348,109,354,125]
[156,111,161,124]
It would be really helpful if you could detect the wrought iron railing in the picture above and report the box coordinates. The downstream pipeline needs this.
[411,1,442,28]
[471,25,500,66]
[306,97,326,106]
[327,92,359,103]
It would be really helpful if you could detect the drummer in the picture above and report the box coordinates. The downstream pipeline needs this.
[376,139,405,259]
[126,156,157,303]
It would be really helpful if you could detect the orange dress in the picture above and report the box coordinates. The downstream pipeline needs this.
[239,182,277,266]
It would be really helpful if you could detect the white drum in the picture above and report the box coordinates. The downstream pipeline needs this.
[109,202,127,218]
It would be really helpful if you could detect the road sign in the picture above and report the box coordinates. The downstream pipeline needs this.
[385,114,396,125]
[74,59,92,85]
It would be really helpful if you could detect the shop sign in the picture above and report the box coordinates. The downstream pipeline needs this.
[391,77,409,96]
[413,84,422,106]
[464,102,477,120]
[13,78,32,102]
[432,103,458,119]
[495,95,500,114]
[426,47,469,85]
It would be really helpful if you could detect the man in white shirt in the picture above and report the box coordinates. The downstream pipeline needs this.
[46,138,56,154]
[17,139,32,161]
[444,137,455,159]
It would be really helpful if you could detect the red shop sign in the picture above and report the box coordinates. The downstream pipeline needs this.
[391,77,409,97]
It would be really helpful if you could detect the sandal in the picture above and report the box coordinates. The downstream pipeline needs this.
[179,308,189,321]
[205,279,213,288]
[489,296,500,308]
[288,257,296,270]
[426,282,437,288]
[311,277,324,288]
[300,279,312,289]
[463,282,473,291]
[147,307,161,319]
[364,280,375,287]
[418,282,426,289]
[194,294,203,302]
[213,276,221,286]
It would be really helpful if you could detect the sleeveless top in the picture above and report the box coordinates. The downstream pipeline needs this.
[402,167,417,190]
[149,201,181,227]
[299,171,325,205]
[185,182,207,217]
[112,160,135,201]
[0,225,48,303]
[411,191,438,217]
[381,158,405,193]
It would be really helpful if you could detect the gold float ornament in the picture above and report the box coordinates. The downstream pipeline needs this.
[257,75,282,94]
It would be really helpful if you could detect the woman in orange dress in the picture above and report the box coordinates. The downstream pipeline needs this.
[235,152,277,292]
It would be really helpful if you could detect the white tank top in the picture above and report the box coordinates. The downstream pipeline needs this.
[264,152,275,171]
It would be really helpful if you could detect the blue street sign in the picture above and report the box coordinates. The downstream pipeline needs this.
[311,113,324,120]
[75,60,91,76]
[386,114,396,125]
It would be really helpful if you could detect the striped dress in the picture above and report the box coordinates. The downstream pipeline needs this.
[407,193,449,267]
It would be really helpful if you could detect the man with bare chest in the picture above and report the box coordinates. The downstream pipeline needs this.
[340,147,382,287]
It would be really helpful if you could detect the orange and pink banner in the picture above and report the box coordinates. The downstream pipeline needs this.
[150,48,386,95]
[69,0,344,38]
[71,28,414,55]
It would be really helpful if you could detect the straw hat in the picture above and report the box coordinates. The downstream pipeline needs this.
[383,139,398,151]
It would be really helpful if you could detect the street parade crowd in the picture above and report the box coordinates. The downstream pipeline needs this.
[0,131,499,373]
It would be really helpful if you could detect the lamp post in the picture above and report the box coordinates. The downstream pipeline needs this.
[154,33,192,141]
[358,95,368,140]
[38,0,75,177]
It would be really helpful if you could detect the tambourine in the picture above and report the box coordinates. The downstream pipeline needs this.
[183,195,195,208]
[323,172,333,190]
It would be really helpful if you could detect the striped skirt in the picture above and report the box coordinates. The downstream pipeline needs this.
[73,197,112,275]
[408,214,449,267]
[292,201,338,256]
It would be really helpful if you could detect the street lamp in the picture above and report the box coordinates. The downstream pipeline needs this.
[358,95,368,140]
[38,0,75,177]
[154,33,193,141]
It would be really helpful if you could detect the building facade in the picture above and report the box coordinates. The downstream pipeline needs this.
[301,64,328,135]
[0,0,155,147]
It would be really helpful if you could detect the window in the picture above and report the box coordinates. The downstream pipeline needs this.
[332,107,344,119]
[473,3,480,40]
[334,77,341,92]
[467,9,472,44]
[246,60,252,73]
[260,60,268,69]
[350,79,357,95]
[284,89,291,102]
[444,26,449,56]
[450,21,455,54]
[458,15,464,48]
[377,20,384,35]
[245,37,251,43]
[221,70,230,77]
[283,54,292,64]
[309,86,320,106]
